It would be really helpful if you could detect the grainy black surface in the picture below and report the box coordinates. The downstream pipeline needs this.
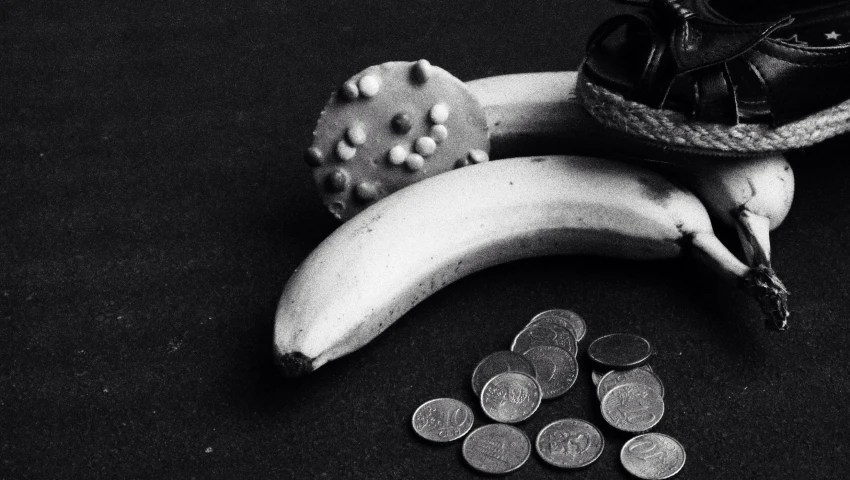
[3,1,850,479]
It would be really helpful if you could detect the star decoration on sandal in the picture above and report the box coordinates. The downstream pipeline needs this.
[825,31,842,41]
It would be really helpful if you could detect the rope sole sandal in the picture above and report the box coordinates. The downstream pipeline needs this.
[577,0,850,154]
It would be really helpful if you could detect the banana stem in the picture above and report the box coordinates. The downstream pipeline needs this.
[731,210,788,330]
[689,232,789,330]
[735,210,772,268]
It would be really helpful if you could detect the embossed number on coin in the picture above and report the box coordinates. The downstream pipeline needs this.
[600,383,664,433]
[463,424,531,474]
[411,398,474,442]
[522,345,578,399]
[471,350,537,397]
[535,418,604,468]
[480,371,542,423]
[621,433,686,479]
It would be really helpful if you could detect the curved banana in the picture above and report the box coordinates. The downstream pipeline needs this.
[276,155,787,376]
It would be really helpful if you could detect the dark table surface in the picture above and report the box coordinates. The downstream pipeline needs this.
[3,1,850,479]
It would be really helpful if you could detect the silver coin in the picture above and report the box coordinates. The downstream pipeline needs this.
[600,383,664,433]
[522,345,578,400]
[587,333,652,369]
[528,309,587,342]
[535,418,604,468]
[411,398,474,442]
[591,369,606,387]
[621,433,686,479]
[471,350,537,397]
[480,371,542,423]
[596,367,665,401]
[592,364,653,388]
[511,322,577,357]
[462,424,531,474]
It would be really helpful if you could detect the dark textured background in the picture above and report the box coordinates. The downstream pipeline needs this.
[3,1,850,478]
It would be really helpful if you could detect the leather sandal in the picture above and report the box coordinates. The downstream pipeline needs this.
[576,0,850,154]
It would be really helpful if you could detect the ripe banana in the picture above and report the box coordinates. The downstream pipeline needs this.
[275,155,788,376]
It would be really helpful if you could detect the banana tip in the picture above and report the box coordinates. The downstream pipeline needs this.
[276,351,315,377]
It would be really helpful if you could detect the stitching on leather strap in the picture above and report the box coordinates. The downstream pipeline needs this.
[724,63,740,124]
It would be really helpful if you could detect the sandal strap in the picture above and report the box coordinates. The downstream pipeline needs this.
[656,0,792,73]
[586,0,793,124]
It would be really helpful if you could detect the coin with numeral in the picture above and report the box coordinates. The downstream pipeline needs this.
[511,322,577,357]
[535,418,604,468]
[588,333,652,369]
[621,433,686,479]
[600,383,664,433]
[596,367,665,400]
[411,398,474,442]
[522,345,578,399]
[471,350,537,397]
[480,371,542,423]
[528,309,587,342]
[463,424,531,474]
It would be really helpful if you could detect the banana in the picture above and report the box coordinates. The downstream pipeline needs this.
[303,62,794,328]
[468,72,795,271]
[276,155,788,376]
[628,154,795,329]
[678,157,795,268]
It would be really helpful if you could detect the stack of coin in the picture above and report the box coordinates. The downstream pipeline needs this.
[586,333,687,477]
[508,309,584,401]
[587,333,665,433]
[461,309,592,473]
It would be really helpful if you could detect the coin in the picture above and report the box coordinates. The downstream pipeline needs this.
[522,345,578,399]
[528,309,587,342]
[596,367,665,400]
[480,371,542,423]
[471,350,537,397]
[511,322,577,357]
[591,369,605,387]
[462,424,531,474]
[600,383,664,433]
[587,333,652,369]
[621,433,686,479]
[592,364,653,387]
[535,418,604,468]
[411,398,474,442]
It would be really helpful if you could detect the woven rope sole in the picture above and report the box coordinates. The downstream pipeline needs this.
[576,73,850,153]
